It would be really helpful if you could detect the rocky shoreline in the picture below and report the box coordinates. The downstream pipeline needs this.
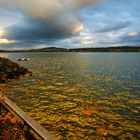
[0,57,33,139]
[0,57,32,83]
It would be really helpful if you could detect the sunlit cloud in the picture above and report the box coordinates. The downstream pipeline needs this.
[0,28,5,38]
[73,23,84,33]
[80,31,93,40]
[0,39,17,44]
[80,32,91,36]
[0,28,17,44]
[128,32,138,37]
[107,32,120,39]
[81,39,96,45]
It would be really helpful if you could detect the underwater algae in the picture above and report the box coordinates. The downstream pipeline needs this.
[2,52,140,140]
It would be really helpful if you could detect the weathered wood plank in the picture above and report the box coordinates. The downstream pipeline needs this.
[0,94,55,140]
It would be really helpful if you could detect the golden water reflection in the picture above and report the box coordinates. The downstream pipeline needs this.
[3,52,140,140]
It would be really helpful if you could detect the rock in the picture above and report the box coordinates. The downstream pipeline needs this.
[0,57,32,83]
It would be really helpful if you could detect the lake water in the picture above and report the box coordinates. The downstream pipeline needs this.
[1,52,140,140]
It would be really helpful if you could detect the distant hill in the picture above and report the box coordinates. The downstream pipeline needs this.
[0,46,140,52]
[30,47,68,52]
[22,46,140,52]
[70,46,140,52]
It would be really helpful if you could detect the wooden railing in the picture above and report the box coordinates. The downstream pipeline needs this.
[0,94,55,140]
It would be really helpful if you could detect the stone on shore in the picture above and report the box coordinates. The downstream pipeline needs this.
[0,57,32,83]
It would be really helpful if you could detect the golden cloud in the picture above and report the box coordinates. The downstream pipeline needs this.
[128,32,138,37]
[0,39,17,44]
[81,39,96,45]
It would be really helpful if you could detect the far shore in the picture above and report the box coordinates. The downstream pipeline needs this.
[0,46,140,53]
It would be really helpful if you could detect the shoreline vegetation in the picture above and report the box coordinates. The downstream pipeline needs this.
[0,57,33,139]
[0,46,140,53]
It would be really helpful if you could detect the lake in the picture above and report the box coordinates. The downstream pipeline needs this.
[1,52,140,140]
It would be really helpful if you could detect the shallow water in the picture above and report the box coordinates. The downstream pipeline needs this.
[1,52,140,140]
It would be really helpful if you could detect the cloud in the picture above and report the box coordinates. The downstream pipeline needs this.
[96,21,131,33]
[128,32,138,37]
[6,16,83,41]
[0,0,98,46]
[0,0,98,20]
[0,39,17,44]
[0,0,140,49]
[81,39,96,45]
[98,31,140,47]
[119,32,140,44]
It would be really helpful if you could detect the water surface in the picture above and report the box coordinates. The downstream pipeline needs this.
[1,52,140,140]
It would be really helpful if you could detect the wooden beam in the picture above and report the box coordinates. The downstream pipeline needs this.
[0,94,55,140]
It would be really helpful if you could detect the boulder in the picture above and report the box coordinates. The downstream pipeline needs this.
[0,57,32,83]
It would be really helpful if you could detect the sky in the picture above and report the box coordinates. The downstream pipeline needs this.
[0,0,140,50]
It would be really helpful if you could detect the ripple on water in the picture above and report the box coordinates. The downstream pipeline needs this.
[3,52,140,140]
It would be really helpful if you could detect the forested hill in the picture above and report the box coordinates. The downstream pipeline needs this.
[0,46,140,52]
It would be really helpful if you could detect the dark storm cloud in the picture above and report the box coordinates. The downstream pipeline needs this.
[120,33,140,44]
[6,17,81,41]
[96,21,131,33]
[0,0,98,45]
